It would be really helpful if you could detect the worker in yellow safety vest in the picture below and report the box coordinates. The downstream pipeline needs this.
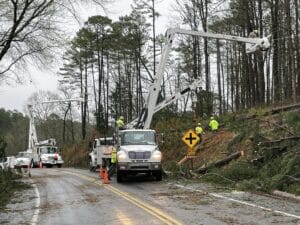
[116,116,125,130]
[195,122,205,143]
[209,116,219,132]
[108,147,117,179]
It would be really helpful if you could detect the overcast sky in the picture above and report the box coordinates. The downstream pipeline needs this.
[0,0,173,113]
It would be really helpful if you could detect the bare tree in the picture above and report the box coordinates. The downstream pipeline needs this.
[26,90,60,120]
[0,0,110,84]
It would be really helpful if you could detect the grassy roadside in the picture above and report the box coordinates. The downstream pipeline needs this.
[0,170,31,210]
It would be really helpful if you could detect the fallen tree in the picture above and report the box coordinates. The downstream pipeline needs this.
[270,102,300,115]
[258,136,300,147]
[194,151,242,174]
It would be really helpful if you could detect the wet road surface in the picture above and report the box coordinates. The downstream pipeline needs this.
[0,168,299,225]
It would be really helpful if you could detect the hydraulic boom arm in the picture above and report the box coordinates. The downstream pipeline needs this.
[130,28,271,129]
[27,98,84,152]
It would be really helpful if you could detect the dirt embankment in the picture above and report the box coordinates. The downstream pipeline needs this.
[193,129,237,167]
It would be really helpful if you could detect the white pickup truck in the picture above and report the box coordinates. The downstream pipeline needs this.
[0,156,17,170]
[116,129,162,182]
[15,152,33,168]
[89,137,115,172]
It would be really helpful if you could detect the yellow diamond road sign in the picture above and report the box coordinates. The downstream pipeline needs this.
[182,129,200,148]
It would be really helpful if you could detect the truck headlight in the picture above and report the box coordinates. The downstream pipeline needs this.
[152,151,161,161]
[117,152,127,161]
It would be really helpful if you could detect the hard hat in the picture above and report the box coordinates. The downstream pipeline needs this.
[253,30,258,34]
[198,122,201,126]
[210,117,214,120]
[119,116,124,120]
[112,148,116,152]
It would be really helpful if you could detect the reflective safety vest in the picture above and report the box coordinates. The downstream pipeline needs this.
[209,119,219,131]
[111,148,117,164]
[195,126,203,135]
[116,119,124,128]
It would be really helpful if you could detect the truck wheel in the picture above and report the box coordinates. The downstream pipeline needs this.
[155,171,162,181]
[88,159,95,172]
[116,172,123,183]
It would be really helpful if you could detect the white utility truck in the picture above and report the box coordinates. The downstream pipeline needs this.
[26,104,64,167]
[116,129,162,182]
[15,152,34,168]
[115,28,270,182]
[37,138,63,168]
[26,98,82,168]
[89,137,115,171]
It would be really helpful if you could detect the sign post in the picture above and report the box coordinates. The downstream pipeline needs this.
[182,130,199,170]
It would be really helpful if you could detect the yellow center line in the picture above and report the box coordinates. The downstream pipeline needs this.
[62,171,183,225]
[115,209,134,225]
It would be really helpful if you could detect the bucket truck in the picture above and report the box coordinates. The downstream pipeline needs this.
[115,28,271,182]
[89,136,115,172]
[25,98,83,168]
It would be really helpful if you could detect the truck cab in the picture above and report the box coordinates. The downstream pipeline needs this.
[15,151,34,168]
[89,137,115,171]
[116,129,162,182]
[36,139,64,168]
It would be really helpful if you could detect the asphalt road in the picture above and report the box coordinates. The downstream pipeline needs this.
[1,168,299,225]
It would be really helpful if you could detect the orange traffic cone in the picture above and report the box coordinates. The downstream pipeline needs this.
[103,170,109,184]
[99,166,104,179]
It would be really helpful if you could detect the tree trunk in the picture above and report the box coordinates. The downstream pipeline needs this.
[216,40,222,114]
[271,0,281,102]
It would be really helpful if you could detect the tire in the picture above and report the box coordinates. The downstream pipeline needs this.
[89,159,94,172]
[155,171,162,181]
[116,171,123,183]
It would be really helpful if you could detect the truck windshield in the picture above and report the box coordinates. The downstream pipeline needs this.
[121,131,156,145]
[40,147,58,154]
[100,139,114,146]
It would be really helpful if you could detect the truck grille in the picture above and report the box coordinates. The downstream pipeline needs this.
[128,151,151,159]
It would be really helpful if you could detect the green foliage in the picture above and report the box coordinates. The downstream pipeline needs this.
[285,112,300,134]
[256,152,300,192]
[0,171,30,209]
[203,151,300,194]
[221,113,243,131]
[0,137,7,158]
[221,161,259,182]
[0,108,28,156]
